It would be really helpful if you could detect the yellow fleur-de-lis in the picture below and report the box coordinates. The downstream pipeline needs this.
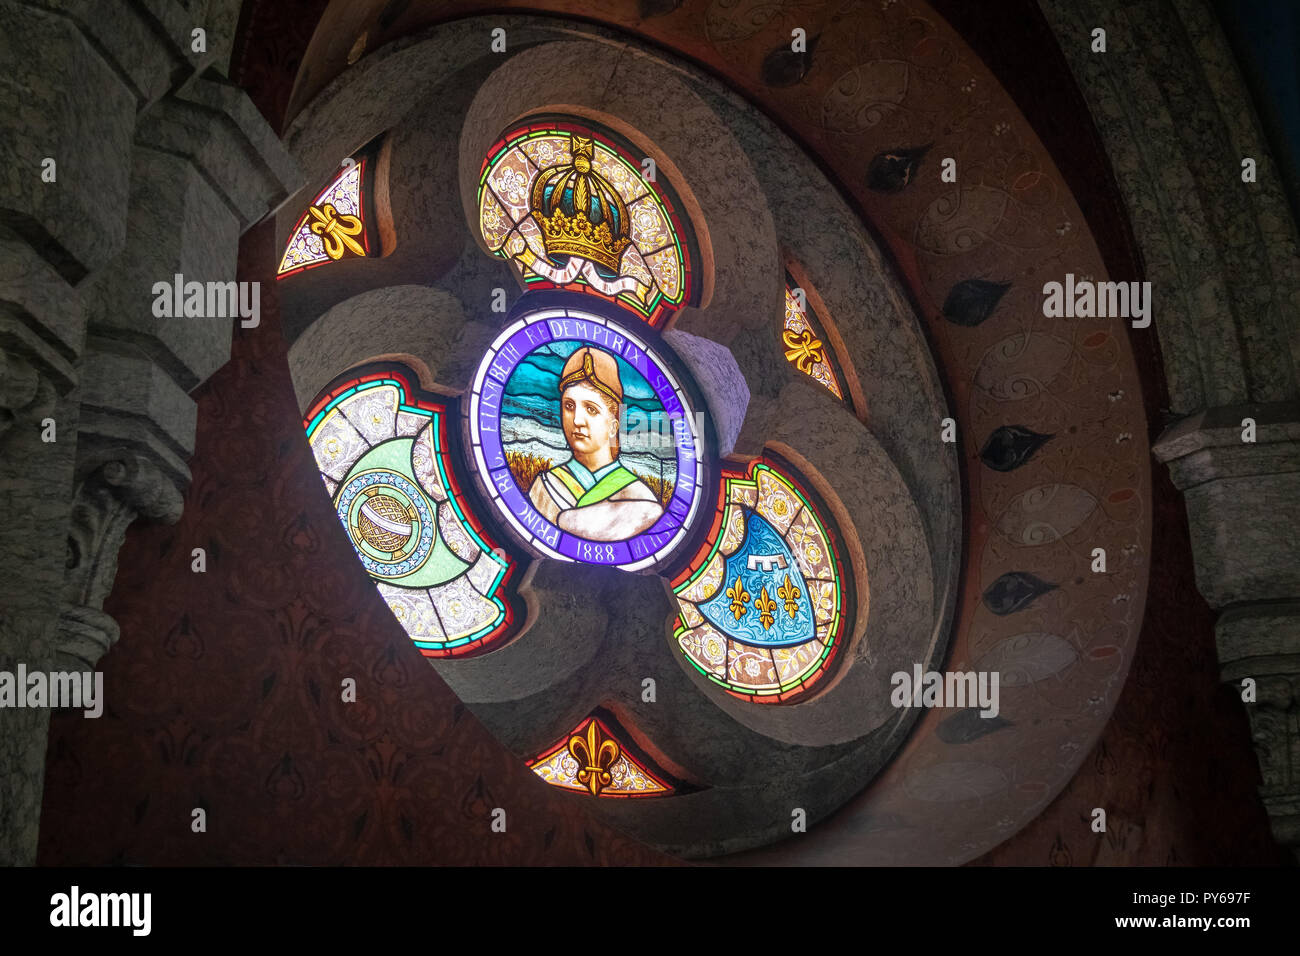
[755,586,777,631]
[777,574,801,619]
[568,719,621,797]
[726,574,750,621]
[308,202,366,260]
[782,328,826,373]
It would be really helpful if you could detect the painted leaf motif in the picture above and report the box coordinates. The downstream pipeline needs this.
[981,571,1057,615]
[974,631,1078,686]
[378,0,412,30]
[639,0,683,18]
[867,144,931,193]
[979,424,1053,472]
[974,333,1072,401]
[761,34,818,87]
[995,483,1098,545]
[937,708,1011,744]
[942,279,1011,327]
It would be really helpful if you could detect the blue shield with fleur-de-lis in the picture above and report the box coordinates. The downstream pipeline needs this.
[697,510,814,647]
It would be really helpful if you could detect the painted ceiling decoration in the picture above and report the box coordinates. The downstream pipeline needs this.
[24,0,1284,875]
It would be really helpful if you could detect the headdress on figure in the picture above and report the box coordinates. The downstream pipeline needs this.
[558,347,623,407]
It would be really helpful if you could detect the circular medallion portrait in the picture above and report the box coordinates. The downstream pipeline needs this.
[469,307,704,570]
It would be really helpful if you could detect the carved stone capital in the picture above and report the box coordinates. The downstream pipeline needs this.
[58,453,184,667]
[1216,604,1300,861]
[1155,405,1300,859]
[0,349,56,446]
[1238,673,1299,862]
[1153,405,1300,607]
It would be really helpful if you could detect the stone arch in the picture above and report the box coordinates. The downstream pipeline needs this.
[1041,0,1300,858]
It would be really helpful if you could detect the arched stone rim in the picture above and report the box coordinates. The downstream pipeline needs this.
[277,16,958,854]
[456,37,780,337]
[471,112,712,322]
[276,7,1152,864]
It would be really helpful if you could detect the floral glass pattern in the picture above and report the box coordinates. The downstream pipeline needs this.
[671,459,846,701]
[477,121,694,326]
[783,280,844,400]
[278,159,369,278]
[304,369,517,656]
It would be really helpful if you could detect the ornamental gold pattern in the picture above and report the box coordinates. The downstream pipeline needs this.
[568,718,621,797]
[528,718,672,797]
[531,134,631,272]
[308,202,366,260]
[279,161,368,276]
[355,494,414,553]
[778,574,802,619]
[782,327,826,372]
[727,574,751,621]
[783,284,844,400]
[536,209,631,272]
[756,586,777,631]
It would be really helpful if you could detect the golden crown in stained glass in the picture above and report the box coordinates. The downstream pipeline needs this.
[530,135,632,272]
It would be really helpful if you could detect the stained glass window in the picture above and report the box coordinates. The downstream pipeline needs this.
[477,120,696,326]
[278,159,370,278]
[783,277,844,400]
[529,714,673,797]
[467,305,705,572]
[671,458,847,701]
[304,368,518,655]
[292,118,856,712]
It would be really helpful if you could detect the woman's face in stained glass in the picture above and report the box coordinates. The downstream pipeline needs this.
[562,381,618,460]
